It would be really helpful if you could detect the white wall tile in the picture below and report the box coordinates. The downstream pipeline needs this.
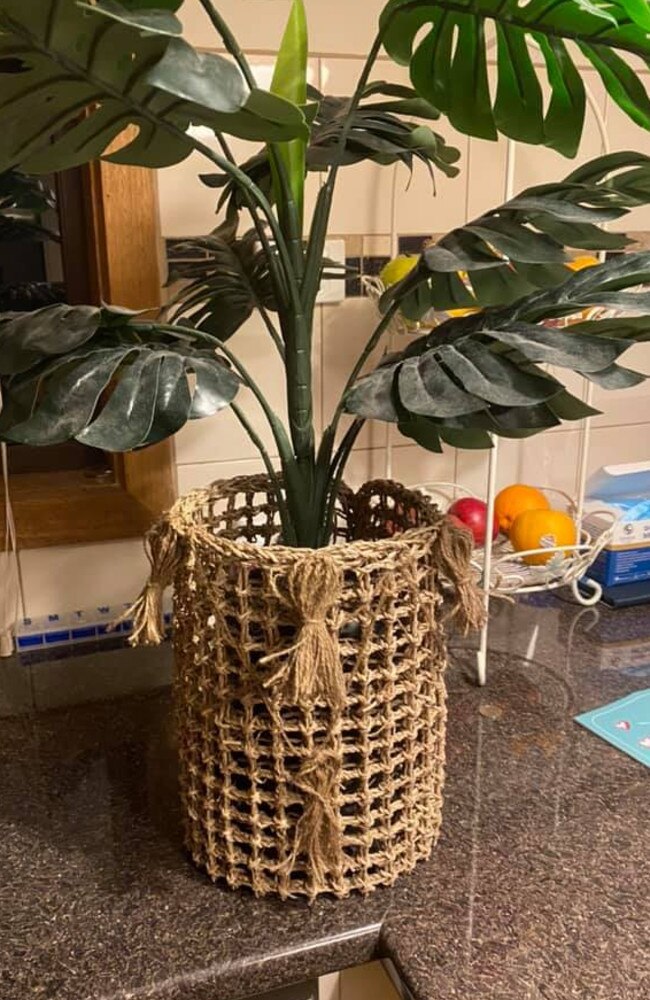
[587,425,650,476]
[345,443,455,492]
[321,298,388,451]
[19,540,149,617]
[180,0,386,58]
[456,433,583,501]
[177,456,271,495]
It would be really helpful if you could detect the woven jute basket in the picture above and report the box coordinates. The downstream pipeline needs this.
[127,475,483,900]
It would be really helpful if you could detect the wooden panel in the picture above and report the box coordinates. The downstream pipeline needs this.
[1,471,152,549]
[88,158,177,514]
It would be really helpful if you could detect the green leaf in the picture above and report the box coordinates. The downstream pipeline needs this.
[0,304,102,374]
[435,342,560,405]
[210,83,460,215]
[581,363,647,388]
[438,426,494,449]
[78,0,183,36]
[0,0,307,174]
[77,353,163,450]
[547,389,602,420]
[270,0,308,226]
[398,355,485,417]
[347,250,650,446]
[397,413,443,452]
[380,0,650,155]
[1,349,134,445]
[145,38,245,112]
[0,307,241,449]
[166,229,277,340]
[386,152,650,315]
[345,366,400,422]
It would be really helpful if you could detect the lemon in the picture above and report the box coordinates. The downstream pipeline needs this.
[566,254,599,272]
[379,254,419,289]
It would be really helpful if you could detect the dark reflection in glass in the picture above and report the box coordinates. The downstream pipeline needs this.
[0,168,112,478]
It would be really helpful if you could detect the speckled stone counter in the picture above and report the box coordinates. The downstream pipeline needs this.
[1,597,648,1000]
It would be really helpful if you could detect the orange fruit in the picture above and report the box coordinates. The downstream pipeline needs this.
[494,484,550,535]
[509,509,577,566]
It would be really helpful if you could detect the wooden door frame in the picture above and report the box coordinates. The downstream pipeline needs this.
[3,160,176,550]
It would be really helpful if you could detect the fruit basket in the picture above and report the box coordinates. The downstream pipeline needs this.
[414,481,618,604]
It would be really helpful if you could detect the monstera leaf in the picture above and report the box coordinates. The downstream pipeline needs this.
[380,0,650,156]
[165,227,278,340]
[345,253,650,450]
[200,81,460,214]
[0,304,240,449]
[0,0,308,173]
[380,152,650,316]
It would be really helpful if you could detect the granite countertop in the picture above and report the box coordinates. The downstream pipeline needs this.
[1,596,649,1000]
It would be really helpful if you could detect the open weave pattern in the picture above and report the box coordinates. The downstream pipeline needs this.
[132,475,482,900]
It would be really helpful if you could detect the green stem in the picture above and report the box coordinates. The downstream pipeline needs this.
[302,30,386,324]
[231,402,296,544]
[197,0,257,87]
[199,0,304,278]
[318,417,365,547]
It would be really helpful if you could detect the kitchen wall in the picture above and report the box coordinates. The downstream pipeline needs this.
[17,0,650,615]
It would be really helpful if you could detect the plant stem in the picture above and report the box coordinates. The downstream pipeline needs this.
[197,0,257,88]
[317,417,365,547]
[199,0,305,278]
[302,30,386,323]
[231,402,297,544]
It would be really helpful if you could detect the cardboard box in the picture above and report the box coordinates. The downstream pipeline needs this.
[583,462,650,587]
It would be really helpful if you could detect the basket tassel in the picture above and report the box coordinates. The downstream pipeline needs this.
[261,554,345,710]
[435,517,487,634]
[120,518,183,647]
[287,748,343,885]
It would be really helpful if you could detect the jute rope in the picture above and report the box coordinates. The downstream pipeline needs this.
[125,476,483,899]
[261,554,345,710]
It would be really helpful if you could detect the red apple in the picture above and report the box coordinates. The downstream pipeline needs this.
[447,498,499,547]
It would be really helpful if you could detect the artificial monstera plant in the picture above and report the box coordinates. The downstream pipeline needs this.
[2,0,650,547]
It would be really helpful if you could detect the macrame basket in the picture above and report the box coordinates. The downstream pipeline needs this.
[128,475,483,900]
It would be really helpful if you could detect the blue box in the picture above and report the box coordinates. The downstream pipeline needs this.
[589,545,650,586]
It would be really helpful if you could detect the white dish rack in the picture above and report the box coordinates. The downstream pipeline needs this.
[416,480,616,599]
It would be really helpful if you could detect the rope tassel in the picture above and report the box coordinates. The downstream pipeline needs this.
[435,517,486,634]
[118,517,183,646]
[285,749,344,886]
[261,554,345,710]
